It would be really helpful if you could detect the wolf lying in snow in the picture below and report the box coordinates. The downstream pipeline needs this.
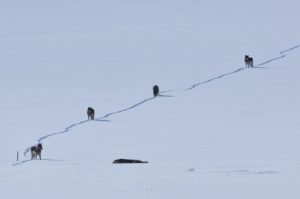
[113,159,148,164]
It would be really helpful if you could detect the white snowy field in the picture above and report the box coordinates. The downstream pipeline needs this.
[1,0,300,198]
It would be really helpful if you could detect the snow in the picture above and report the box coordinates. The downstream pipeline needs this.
[1,0,300,198]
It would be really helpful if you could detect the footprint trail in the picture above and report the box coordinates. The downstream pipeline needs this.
[18,44,300,164]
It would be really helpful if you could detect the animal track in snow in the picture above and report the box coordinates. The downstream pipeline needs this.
[17,44,300,165]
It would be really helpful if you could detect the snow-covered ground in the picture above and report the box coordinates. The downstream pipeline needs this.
[1,1,300,198]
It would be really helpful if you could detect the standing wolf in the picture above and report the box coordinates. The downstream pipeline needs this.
[87,107,95,120]
[244,55,254,67]
[31,143,43,160]
[153,85,159,97]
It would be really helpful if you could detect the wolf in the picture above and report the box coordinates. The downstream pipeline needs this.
[113,159,148,164]
[245,55,254,67]
[153,85,159,97]
[31,143,43,160]
[87,107,95,120]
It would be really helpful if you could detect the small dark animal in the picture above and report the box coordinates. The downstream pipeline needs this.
[113,159,148,164]
[153,85,159,97]
[245,55,254,67]
[31,143,43,160]
[87,107,95,120]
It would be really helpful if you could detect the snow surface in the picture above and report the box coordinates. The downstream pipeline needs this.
[1,0,300,198]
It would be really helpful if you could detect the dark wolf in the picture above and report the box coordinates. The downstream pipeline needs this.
[153,85,159,97]
[245,55,254,67]
[113,159,148,164]
[87,107,95,120]
[31,143,43,160]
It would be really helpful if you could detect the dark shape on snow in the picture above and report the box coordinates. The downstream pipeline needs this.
[245,55,254,67]
[31,143,43,160]
[153,85,159,97]
[87,107,95,120]
[113,159,149,164]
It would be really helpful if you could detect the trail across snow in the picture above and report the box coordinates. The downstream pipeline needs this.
[18,44,300,165]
